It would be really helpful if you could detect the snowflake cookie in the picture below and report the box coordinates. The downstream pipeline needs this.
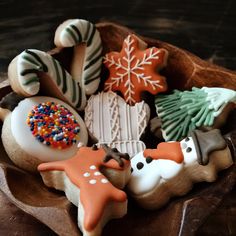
[103,34,169,105]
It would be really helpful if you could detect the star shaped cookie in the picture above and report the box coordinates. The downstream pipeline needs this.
[103,34,168,105]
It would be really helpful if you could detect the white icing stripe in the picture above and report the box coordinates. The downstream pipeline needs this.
[11,49,87,111]
[55,19,103,95]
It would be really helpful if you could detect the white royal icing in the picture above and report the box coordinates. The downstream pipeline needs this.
[11,96,88,162]
[55,19,103,95]
[84,91,150,157]
[11,49,87,111]
[127,137,197,196]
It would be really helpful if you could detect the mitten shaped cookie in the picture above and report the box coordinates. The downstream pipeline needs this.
[84,91,150,157]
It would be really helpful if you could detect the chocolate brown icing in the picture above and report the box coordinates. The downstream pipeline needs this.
[190,129,227,165]
[0,92,24,111]
[102,144,130,167]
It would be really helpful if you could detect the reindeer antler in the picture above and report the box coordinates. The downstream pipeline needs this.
[102,144,130,167]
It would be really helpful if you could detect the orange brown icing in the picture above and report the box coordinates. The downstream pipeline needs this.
[103,34,168,105]
[144,142,184,163]
[38,146,129,231]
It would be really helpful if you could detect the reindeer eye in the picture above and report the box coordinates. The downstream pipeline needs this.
[131,167,133,173]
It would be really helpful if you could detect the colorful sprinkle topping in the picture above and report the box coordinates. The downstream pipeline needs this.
[27,102,80,149]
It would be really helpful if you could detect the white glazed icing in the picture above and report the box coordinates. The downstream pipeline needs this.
[203,87,236,114]
[103,34,168,105]
[127,137,198,195]
[11,96,88,162]
[84,91,150,157]
[11,49,87,110]
[55,19,103,95]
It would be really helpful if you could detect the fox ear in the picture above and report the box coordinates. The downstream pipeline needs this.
[0,92,25,112]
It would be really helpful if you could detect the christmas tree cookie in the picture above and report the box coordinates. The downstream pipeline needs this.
[154,87,236,141]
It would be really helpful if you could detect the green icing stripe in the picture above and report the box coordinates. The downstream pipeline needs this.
[181,116,191,137]
[25,50,48,72]
[52,58,61,85]
[87,25,96,47]
[71,79,77,103]
[76,85,82,108]
[86,44,102,62]
[156,88,218,141]
[20,68,41,76]
[83,63,101,83]
[84,52,102,71]
[22,55,40,67]
[70,24,82,43]
[66,28,77,44]
[60,63,67,94]
[84,75,100,85]
[204,112,214,126]
[23,77,39,85]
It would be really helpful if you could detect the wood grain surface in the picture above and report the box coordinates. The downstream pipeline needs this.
[0,0,236,72]
[0,1,236,235]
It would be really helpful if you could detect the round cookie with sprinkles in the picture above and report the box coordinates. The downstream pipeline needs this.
[27,102,80,149]
[0,95,88,172]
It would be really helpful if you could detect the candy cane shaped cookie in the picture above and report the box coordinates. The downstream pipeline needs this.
[54,19,103,95]
[8,49,86,110]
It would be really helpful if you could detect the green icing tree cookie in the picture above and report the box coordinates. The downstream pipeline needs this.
[155,87,236,141]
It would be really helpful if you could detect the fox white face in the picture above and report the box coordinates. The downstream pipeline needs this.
[127,137,198,196]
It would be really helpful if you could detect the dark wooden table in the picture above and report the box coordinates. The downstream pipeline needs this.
[0,0,236,72]
[0,0,236,235]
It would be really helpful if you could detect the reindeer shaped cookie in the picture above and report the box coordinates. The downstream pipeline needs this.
[38,145,131,236]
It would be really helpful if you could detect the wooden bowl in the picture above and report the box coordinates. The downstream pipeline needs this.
[0,22,235,236]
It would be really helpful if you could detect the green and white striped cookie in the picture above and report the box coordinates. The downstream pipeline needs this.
[8,49,86,110]
[54,19,103,95]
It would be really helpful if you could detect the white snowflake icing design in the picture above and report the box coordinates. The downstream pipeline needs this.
[104,34,167,104]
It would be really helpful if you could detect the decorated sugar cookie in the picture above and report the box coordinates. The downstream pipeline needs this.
[103,34,168,105]
[54,19,103,95]
[84,91,150,157]
[0,94,88,171]
[38,145,130,236]
[8,49,87,110]
[127,129,233,209]
[154,87,236,141]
